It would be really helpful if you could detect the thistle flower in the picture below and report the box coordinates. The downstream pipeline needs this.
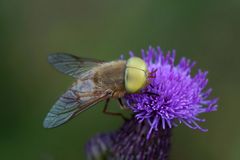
[109,118,171,160]
[85,47,218,159]
[86,118,171,160]
[125,47,218,138]
[85,133,114,160]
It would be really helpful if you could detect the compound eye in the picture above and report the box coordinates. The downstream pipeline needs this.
[125,68,147,93]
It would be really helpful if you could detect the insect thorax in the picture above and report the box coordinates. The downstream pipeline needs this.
[93,60,126,95]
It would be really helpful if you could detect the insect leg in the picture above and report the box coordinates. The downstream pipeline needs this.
[117,98,128,110]
[142,92,159,96]
[134,91,159,96]
[103,99,127,120]
[148,68,158,78]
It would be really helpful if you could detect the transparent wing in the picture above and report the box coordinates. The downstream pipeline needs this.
[48,53,104,78]
[43,80,109,128]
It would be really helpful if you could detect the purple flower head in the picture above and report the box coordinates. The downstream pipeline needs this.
[124,47,218,138]
[85,133,114,160]
[85,118,171,160]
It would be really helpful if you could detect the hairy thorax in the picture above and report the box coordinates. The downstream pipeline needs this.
[93,60,126,98]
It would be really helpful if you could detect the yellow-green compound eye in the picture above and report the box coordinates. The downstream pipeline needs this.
[125,57,148,93]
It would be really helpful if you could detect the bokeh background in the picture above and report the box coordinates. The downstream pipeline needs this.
[1,0,239,159]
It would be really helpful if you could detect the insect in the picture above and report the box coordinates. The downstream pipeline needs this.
[43,53,156,128]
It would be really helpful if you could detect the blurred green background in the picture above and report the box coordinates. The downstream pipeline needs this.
[1,0,239,159]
